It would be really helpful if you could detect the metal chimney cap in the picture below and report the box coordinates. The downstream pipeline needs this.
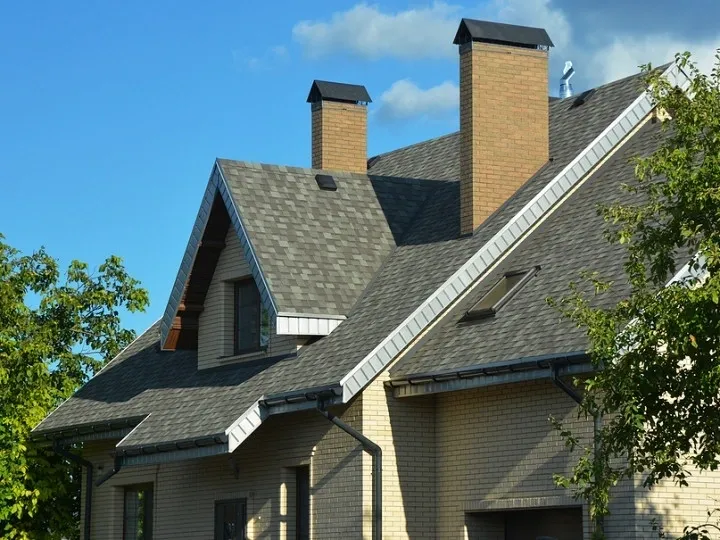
[453,18,554,48]
[307,80,372,104]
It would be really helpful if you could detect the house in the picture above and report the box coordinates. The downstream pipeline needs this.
[33,17,720,540]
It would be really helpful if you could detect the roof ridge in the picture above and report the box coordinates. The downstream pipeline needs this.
[215,157,450,184]
[368,131,458,163]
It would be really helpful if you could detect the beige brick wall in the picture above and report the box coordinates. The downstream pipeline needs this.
[436,379,595,538]
[433,378,720,539]
[459,41,549,235]
[81,404,366,539]
[633,467,720,538]
[360,372,437,539]
[311,100,367,173]
[198,226,297,370]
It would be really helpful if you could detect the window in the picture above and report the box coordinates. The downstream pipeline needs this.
[234,279,270,354]
[215,499,247,540]
[463,266,540,321]
[123,484,153,540]
[295,466,310,540]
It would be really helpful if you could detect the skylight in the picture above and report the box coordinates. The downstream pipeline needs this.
[463,266,540,321]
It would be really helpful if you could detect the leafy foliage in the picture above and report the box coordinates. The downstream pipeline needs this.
[550,51,720,539]
[0,235,148,539]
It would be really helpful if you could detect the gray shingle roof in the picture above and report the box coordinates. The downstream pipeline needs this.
[34,69,653,448]
[218,161,441,316]
[390,120,663,379]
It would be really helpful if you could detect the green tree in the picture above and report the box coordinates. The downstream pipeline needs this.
[551,52,720,539]
[0,234,148,539]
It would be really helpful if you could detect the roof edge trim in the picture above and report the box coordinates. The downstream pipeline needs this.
[392,360,593,398]
[276,315,344,336]
[160,163,279,349]
[225,400,264,453]
[337,62,690,403]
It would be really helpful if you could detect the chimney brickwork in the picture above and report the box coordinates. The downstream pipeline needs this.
[307,80,371,173]
[311,100,368,173]
[457,21,551,235]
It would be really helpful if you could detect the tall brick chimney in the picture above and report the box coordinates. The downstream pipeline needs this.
[307,80,372,173]
[454,19,553,235]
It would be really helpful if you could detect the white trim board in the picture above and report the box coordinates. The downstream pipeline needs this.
[276,315,344,336]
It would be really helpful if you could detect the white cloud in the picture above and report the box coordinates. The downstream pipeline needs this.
[377,79,458,121]
[588,35,720,85]
[292,2,460,59]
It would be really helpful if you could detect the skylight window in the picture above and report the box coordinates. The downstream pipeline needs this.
[463,266,540,321]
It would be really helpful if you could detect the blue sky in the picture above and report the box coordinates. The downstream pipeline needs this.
[1,0,718,334]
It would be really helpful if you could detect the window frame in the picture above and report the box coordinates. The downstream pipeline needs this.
[463,266,541,322]
[233,278,266,355]
[214,498,247,540]
[122,483,154,540]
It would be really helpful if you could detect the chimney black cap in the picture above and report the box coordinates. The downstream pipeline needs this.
[306,80,372,104]
[453,18,554,48]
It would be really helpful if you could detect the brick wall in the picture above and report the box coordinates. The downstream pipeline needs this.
[197,226,297,370]
[436,379,594,538]
[81,404,365,539]
[459,41,549,235]
[633,467,720,537]
[360,372,437,539]
[311,100,367,173]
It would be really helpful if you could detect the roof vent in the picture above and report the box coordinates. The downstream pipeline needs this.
[571,88,596,108]
[315,174,337,191]
[559,61,575,98]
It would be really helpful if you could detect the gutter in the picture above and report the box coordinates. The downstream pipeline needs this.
[53,443,93,540]
[388,352,589,394]
[316,401,382,540]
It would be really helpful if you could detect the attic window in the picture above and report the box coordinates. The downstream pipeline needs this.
[234,279,270,354]
[463,266,540,321]
[315,174,337,191]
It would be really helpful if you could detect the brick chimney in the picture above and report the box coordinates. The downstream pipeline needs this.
[307,80,372,173]
[454,19,553,235]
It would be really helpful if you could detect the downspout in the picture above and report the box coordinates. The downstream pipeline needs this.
[316,402,382,540]
[53,443,93,540]
[550,365,604,537]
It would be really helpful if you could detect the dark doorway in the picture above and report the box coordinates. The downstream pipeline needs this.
[295,465,310,540]
[466,506,583,540]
